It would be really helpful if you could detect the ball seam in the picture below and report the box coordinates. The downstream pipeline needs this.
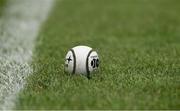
[70,49,76,74]
[86,49,93,78]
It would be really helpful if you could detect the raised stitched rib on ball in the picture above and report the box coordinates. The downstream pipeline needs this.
[70,49,76,74]
[86,50,93,79]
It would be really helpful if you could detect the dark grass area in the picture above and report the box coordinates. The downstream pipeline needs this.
[0,0,6,16]
[16,0,180,109]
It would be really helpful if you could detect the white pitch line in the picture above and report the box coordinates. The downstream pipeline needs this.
[0,0,54,110]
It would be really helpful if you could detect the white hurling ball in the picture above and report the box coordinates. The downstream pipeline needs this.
[65,46,99,78]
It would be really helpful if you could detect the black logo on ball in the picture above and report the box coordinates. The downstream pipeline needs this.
[65,56,72,67]
[91,59,99,68]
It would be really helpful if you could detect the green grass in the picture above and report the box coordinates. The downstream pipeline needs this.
[0,0,6,16]
[16,0,180,109]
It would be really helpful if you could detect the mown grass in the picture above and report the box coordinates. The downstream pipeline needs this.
[0,0,6,16]
[16,0,180,109]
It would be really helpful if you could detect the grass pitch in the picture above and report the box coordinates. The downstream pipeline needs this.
[15,0,180,109]
[0,0,5,16]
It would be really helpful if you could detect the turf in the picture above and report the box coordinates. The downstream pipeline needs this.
[15,0,180,109]
[0,0,6,16]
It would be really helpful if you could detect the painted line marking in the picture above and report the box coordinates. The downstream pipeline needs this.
[0,0,54,109]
